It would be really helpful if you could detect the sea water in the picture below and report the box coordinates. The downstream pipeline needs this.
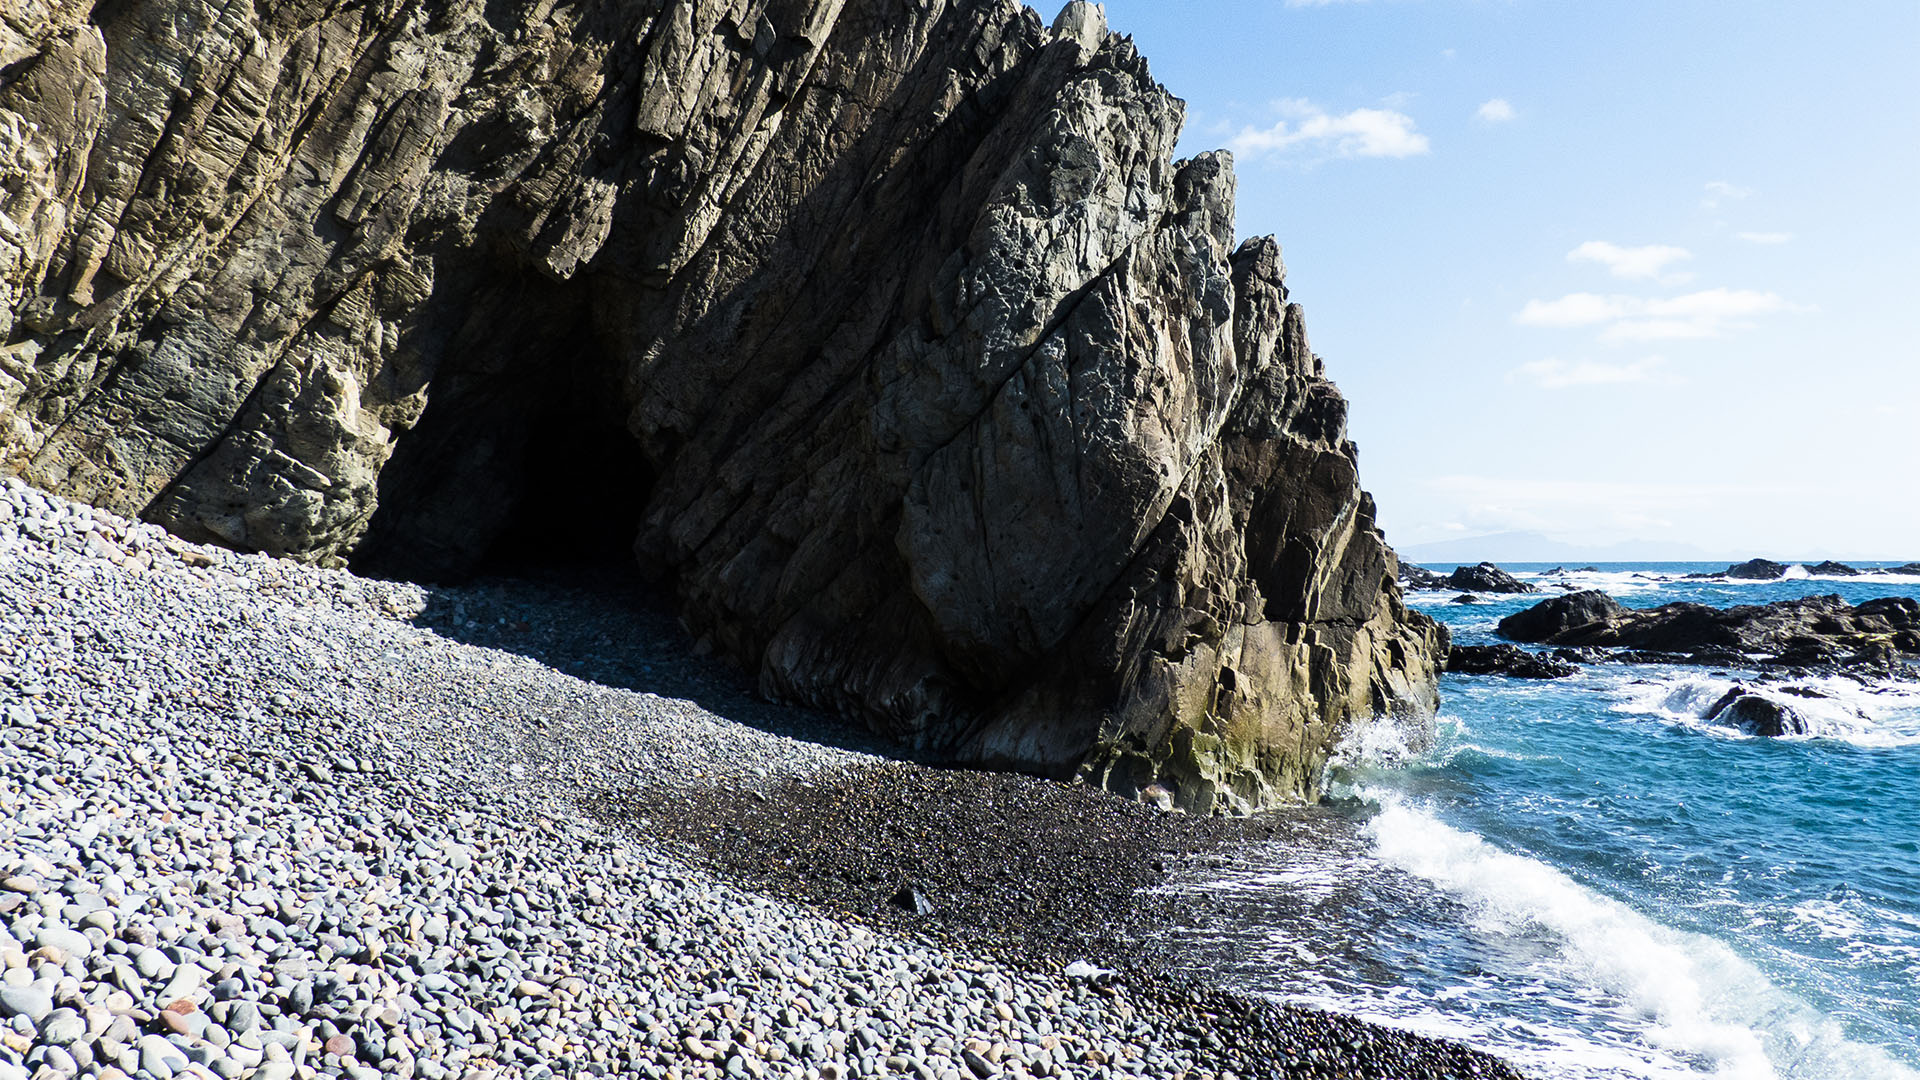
[1166,564,1920,1079]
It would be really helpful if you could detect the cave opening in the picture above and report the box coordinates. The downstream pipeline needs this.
[349,277,656,585]
[469,395,654,577]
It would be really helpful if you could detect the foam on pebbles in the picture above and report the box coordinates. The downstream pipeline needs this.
[0,477,1527,1080]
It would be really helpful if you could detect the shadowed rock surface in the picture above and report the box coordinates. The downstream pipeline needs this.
[1500,591,1920,674]
[0,0,1439,808]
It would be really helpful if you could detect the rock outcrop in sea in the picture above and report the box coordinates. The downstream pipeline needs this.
[1499,590,1920,674]
[0,0,1440,809]
[1445,644,1578,680]
[1400,561,1534,595]
[1440,562,1536,595]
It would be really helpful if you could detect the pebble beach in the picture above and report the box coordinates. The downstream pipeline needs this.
[0,477,1526,1080]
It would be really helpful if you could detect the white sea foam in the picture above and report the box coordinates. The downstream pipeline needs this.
[1519,569,1675,597]
[1330,710,1437,769]
[1787,898,1869,941]
[1784,898,1920,970]
[1362,794,1920,1080]
[1608,671,1920,748]
[1843,570,1920,585]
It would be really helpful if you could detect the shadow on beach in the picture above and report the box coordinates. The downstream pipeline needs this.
[401,560,919,763]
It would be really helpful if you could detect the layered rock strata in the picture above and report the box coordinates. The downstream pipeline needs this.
[0,0,1441,809]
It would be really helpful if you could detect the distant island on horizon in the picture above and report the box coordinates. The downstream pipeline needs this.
[1397,530,1913,565]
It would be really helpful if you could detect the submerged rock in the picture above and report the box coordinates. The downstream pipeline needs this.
[0,0,1440,809]
[1446,645,1579,680]
[1703,688,1812,737]
[1444,563,1537,594]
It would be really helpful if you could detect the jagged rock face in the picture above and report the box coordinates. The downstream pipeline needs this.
[0,0,1442,810]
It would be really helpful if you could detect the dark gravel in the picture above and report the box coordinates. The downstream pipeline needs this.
[586,762,1247,967]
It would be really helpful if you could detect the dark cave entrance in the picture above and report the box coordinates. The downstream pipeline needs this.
[469,399,654,576]
[349,279,656,584]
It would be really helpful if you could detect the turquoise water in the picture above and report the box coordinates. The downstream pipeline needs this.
[1173,564,1920,1079]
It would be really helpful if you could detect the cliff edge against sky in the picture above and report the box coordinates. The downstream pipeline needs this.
[0,0,1441,810]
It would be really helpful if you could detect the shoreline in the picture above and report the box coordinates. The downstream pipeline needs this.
[0,478,1526,1080]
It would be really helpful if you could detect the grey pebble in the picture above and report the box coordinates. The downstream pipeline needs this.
[0,986,52,1023]
[31,926,90,960]
[36,1008,83,1045]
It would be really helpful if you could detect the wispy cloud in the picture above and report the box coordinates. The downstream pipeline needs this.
[1702,180,1751,210]
[1423,475,1794,539]
[1514,288,1805,342]
[1228,99,1430,160]
[1567,241,1693,284]
[1736,231,1794,245]
[1510,355,1670,389]
[1475,98,1516,124]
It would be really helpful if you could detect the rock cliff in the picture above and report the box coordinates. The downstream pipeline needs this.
[0,0,1442,810]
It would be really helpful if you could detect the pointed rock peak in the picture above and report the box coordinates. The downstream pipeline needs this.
[1051,2,1108,56]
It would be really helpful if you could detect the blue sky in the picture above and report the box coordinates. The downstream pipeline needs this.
[1096,0,1920,559]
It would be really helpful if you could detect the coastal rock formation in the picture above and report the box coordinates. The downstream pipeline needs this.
[1400,563,1448,590]
[1444,562,1536,594]
[1445,644,1578,680]
[1804,560,1860,577]
[0,0,1440,809]
[1401,561,1534,594]
[1688,558,1791,581]
[1500,591,1920,673]
[1497,590,1627,642]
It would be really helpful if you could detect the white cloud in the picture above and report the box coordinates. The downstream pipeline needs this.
[1736,231,1794,245]
[1229,99,1430,160]
[1425,475,1790,539]
[1702,180,1752,210]
[1566,240,1693,283]
[1514,287,1804,341]
[1513,292,1633,327]
[1599,319,1719,343]
[1511,355,1670,389]
[1475,98,1516,124]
